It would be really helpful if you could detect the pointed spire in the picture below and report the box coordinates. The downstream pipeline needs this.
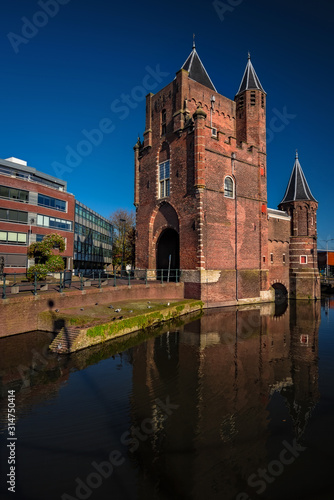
[280,153,317,204]
[181,44,217,92]
[236,53,265,96]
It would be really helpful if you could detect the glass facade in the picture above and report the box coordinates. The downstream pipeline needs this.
[74,201,113,273]
[75,204,110,230]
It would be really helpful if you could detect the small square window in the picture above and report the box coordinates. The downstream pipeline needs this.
[300,255,307,264]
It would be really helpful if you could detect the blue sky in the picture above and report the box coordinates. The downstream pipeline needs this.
[0,0,333,248]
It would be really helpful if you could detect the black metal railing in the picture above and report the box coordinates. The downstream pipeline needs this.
[0,269,181,299]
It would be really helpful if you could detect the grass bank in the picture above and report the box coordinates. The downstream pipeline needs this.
[45,299,204,353]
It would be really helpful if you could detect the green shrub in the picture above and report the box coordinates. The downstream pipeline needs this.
[27,264,48,281]
[47,255,65,273]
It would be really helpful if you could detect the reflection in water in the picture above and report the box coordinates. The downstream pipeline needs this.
[0,301,326,500]
[129,301,321,500]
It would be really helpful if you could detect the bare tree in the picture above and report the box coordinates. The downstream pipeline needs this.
[109,209,135,270]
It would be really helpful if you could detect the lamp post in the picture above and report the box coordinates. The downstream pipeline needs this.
[26,217,35,270]
[119,218,126,277]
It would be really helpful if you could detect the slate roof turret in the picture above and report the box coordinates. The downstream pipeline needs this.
[181,42,217,92]
[280,152,317,204]
[236,53,265,96]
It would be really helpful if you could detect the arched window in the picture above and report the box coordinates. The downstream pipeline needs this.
[224,176,234,198]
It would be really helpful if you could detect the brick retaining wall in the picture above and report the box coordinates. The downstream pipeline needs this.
[0,282,184,337]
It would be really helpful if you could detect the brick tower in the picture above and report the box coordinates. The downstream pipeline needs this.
[279,152,320,299]
[135,45,273,306]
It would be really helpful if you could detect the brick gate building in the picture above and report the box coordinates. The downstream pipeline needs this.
[134,44,320,306]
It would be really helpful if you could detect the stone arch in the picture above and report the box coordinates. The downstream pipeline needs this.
[153,201,179,238]
[271,282,288,302]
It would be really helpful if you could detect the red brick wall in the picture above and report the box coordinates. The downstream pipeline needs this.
[268,215,290,291]
[135,68,269,304]
[0,282,184,337]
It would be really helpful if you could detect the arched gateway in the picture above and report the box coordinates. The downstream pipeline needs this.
[272,282,288,302]
[156,228,180,281]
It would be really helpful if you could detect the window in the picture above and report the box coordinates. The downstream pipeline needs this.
[37,214,72,232]
[161,110,166,135]
[38,194,66,212]
[0,209,28,224]
[283,254,286,264]
[250,91,256,106]
[159,160,170,198]
[0,231,27,245]
[261,94,265,108]
[300,255,307,264]
[224,177,234,198]
[270,253,274,263]
[263,256,266,263]
[0,185,28,203]
[211,127,217,138]
[0,253,26,268]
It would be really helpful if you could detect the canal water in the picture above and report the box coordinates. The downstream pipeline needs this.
[0,300,334,500]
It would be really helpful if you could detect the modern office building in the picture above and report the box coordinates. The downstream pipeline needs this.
[74,200,113,274]
[0,157,113,274]
[0,157,75,273]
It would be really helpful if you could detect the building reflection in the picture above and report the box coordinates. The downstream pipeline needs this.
[129,301,321,499]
